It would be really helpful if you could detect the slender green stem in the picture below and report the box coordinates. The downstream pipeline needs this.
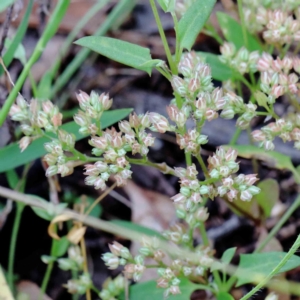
[224,275,237,292]
[196,152,209,178]
[203,23,223,45]
[185,152,192,166]
[0,0,70,127]
[171,13,181,65]
[255,194,300,253]
[241,234,300,300]
[149,0,176,75]
[39,239,56,300]
[230,127,242,145]
[7,202,25,292]
[237,0,248,49]
[126,157,176,176]
[199,222,209,246]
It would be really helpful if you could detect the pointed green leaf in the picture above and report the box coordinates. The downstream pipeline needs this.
[75,36,153,74]
[217,12,262,51]
[178,0,216,50]
[221,247,237,264]
[52,237,69,257]
[156,0,176,12]
[0,0,15,12]
[197,52,233,81]
[0,109,132,173]
[236,252,300,286]
[254,179,279,218]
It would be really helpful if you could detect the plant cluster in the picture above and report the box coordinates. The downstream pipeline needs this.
[3,0,300,299]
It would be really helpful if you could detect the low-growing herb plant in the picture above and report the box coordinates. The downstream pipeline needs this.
[2,0,300,299]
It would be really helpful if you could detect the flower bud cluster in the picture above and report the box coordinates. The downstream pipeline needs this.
[99,275,125,300]
[57,245,84,271]
[156,268,181,298]
[257,53,300,103]
[171,164,211,227]
[171,51,213,101]
[84,112,157,190]
[176,129,208,154]
[252,117,300,150]
[9,96,62,152]
[257,9,300,45]
[163,223,191,245]
[74,91,112,135]
[208,147,260,201]
[44,130,76,177]
[64,273,92,295]
[221,92,257,129]
[219,43,259,75]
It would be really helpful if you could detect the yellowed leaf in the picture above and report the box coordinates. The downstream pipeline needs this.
[67,226,87,244]
[0,265,14,300]
[47,214,72,240]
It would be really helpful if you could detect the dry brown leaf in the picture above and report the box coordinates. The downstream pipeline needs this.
[256,226,283,252]
[17,280,52,300]
[124,180,175,233]
[67,226,87,244]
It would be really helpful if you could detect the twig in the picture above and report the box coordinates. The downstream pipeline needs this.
[0,4,14,56]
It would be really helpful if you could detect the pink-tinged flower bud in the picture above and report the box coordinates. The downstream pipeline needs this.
[225,148,238,161]
[129,113,141,128]
[186,164,198,178]
[140,113,150,127]
[115,174,127,186]
[227,188,238,201]
[205,109,218,121]
[219,166,230,177]
[149,113,170,133]
[223,176,234,187]
[289,84,298,94]
[252,130,265,141]
[279,74,288,86]
[91,136,107,150]
[195,207,209,222]
[9,104,22,116]
[46,165,58,177]
[76,91,90,111]
[171,76,187,96]
[218,185,228,196]
[188,78,200,93]
[288,73,299,84]
[291,128,300,141]
[220,42,236,57]
[157,278,169,289]
[190,192,202,203]
[293,57,300,73]
[171,193,186,203]
[263,140,275,151]
[58,165,71,177]
[102,253,119,270]
[166,105,180,122]
[143,134,155,147]
[42,101,54,115]
[111,135,123,148]
[100,93,113,110]
[120,169,132,179]
[273,57,282,73]
[118,121,132,134]
[240,189,253,201]
[51,113,62,127]
[282,55,293,71]
[104,149,118,162]
[74,111,88,127]
[244,174,258,185]
[94,177,106,190]
[169,285,181,295]
[44,154,57,166]
[116,157,127,168]
[261,72,271,85]
[109,241,124,256]
[19,136,31,152]
[16,95,28,111]
[270,85,285,98]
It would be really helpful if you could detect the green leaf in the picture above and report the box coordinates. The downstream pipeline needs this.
[197,52,233,81]
[4,39,27,65]
[30,196,67,221]
[36,70,52,100]
[52,237,69,257]
[0,109,132,173]
[125,277,204,300]
[0,0,15,12]
[217,292,234,300]
[178,0,216,50]
[5,169,19,189]
[221,247,236,264]
[156,0,176,12]
[224,145,300,184]
[111,220,165,239]
[254,91,270,111]
[216,12,262,52]
[236,252,300,286]
[0,0,34,75]
[75,36,153,74]
[254,179,279,218]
